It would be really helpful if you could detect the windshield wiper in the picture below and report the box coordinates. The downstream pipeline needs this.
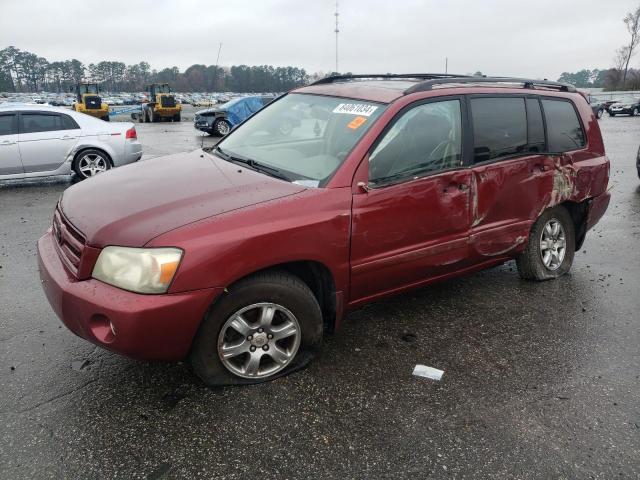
[214,146,290,182]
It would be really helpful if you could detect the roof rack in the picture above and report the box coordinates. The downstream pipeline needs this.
[403,76,576,94]
[309,73,472,86]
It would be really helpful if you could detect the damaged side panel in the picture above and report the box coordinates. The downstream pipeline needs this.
[468,151,609,260]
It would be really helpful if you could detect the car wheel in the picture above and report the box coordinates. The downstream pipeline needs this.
[213,118,231,136]
[173,113,181,122]
[609,112,616,117]
[138,111,145,123]
[597,108,604,119]
[516,206,575,281]
[73,149,111,180]
[190,271,323,386]
[633,108,639,117]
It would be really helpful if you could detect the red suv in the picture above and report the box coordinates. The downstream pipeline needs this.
[38,74,610,386]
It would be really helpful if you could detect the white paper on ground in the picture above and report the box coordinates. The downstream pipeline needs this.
[412,364,444,381]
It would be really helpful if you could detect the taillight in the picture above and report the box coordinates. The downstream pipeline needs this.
[125,127,137,139]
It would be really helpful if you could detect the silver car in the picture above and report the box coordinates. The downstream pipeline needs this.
[0,105,142,180]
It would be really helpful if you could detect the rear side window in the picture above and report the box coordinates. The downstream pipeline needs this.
[471,97,527,163]
[541,99,585,152]
[61,114,80,130]
[0,114,17,136]
[20,113,67,134]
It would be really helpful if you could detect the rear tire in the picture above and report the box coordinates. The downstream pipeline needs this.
[173,113,181,122]
[516,206,575,281]
[73,149,111,180]
[190,271,323,386]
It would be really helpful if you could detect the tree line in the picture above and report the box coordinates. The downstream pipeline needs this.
[558,5,640,91]
[0,46,311,93]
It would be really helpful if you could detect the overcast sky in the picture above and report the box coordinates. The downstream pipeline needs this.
[1,0,638,80]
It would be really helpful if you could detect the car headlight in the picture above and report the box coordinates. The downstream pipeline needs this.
[92,246,183,294]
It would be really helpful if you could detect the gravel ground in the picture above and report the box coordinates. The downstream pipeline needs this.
[0,114,638,480]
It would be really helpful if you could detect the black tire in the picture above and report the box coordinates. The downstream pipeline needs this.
[516,206,575,281]
[213,118,232,136]
[190,271,323,386]
[101,115,110,122]
[173,113,181,122]
[609,112,616,117]
[596,108,604,119]
[72,149,112,180]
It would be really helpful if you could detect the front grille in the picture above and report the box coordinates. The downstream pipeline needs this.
[85,95,101,109]
[52,207,86,276]
[160,96,176,108]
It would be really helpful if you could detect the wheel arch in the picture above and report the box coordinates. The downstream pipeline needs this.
[557,199,589,250]
[72,146,114,168]
[217,260,338,333]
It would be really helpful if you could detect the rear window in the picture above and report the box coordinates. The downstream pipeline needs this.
[541,99,585,152]
[471,97,527,163]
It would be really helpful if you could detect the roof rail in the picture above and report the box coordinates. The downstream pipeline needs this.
[404,76,576,94]
[309,73,472,86]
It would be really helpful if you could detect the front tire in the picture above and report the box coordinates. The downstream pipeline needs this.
[213,118,231,136]
[596,108,604,119]
[190,271,323,386]
[73,149,111,180]
[633,108,639,117]
[516,206,575,281]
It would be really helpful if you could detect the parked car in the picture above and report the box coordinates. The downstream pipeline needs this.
[194,95,276,136]
[0,105,142,180]
[588,96,605,119]
[38,75,610,386]
[192,98,217,107]
[608,96,640,116]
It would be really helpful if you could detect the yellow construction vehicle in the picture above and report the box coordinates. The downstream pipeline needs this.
[70,83,110,121]
[139,83,181,123]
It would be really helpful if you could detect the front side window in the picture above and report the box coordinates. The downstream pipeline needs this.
[216,93,386,185]
[471,97,527,163]
[542,99,585,152]
[0,114,16,136]
[20,113,66,134]
[369,99,463,184]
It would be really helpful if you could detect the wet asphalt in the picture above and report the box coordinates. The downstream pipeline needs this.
[0,114,639,480]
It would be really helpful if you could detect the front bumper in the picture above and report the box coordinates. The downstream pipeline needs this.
[37,230,221,360]
[609,107,634,115]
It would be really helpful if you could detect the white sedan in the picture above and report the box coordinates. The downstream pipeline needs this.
[0,105,143,180]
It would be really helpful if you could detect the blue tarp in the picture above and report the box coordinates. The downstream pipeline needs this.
[223,97,265,126]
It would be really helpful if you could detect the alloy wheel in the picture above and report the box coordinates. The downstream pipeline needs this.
[539,219,566,271]
[217,302,301,379]
[78,154,108,177]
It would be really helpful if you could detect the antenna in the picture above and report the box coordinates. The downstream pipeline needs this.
[334,1,339,73]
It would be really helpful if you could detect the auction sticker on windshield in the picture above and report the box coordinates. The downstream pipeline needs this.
[333,103,379,116]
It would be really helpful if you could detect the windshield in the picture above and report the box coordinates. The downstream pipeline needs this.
[214,93,386,186]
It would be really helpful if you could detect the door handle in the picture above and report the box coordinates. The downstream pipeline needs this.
[61,135,76,140]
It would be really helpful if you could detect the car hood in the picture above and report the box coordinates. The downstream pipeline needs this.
[60,149,305,247]
[195,107,223,115]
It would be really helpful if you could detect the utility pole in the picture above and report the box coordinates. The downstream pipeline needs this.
[214,42,222,91]
[334,1,339,73]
